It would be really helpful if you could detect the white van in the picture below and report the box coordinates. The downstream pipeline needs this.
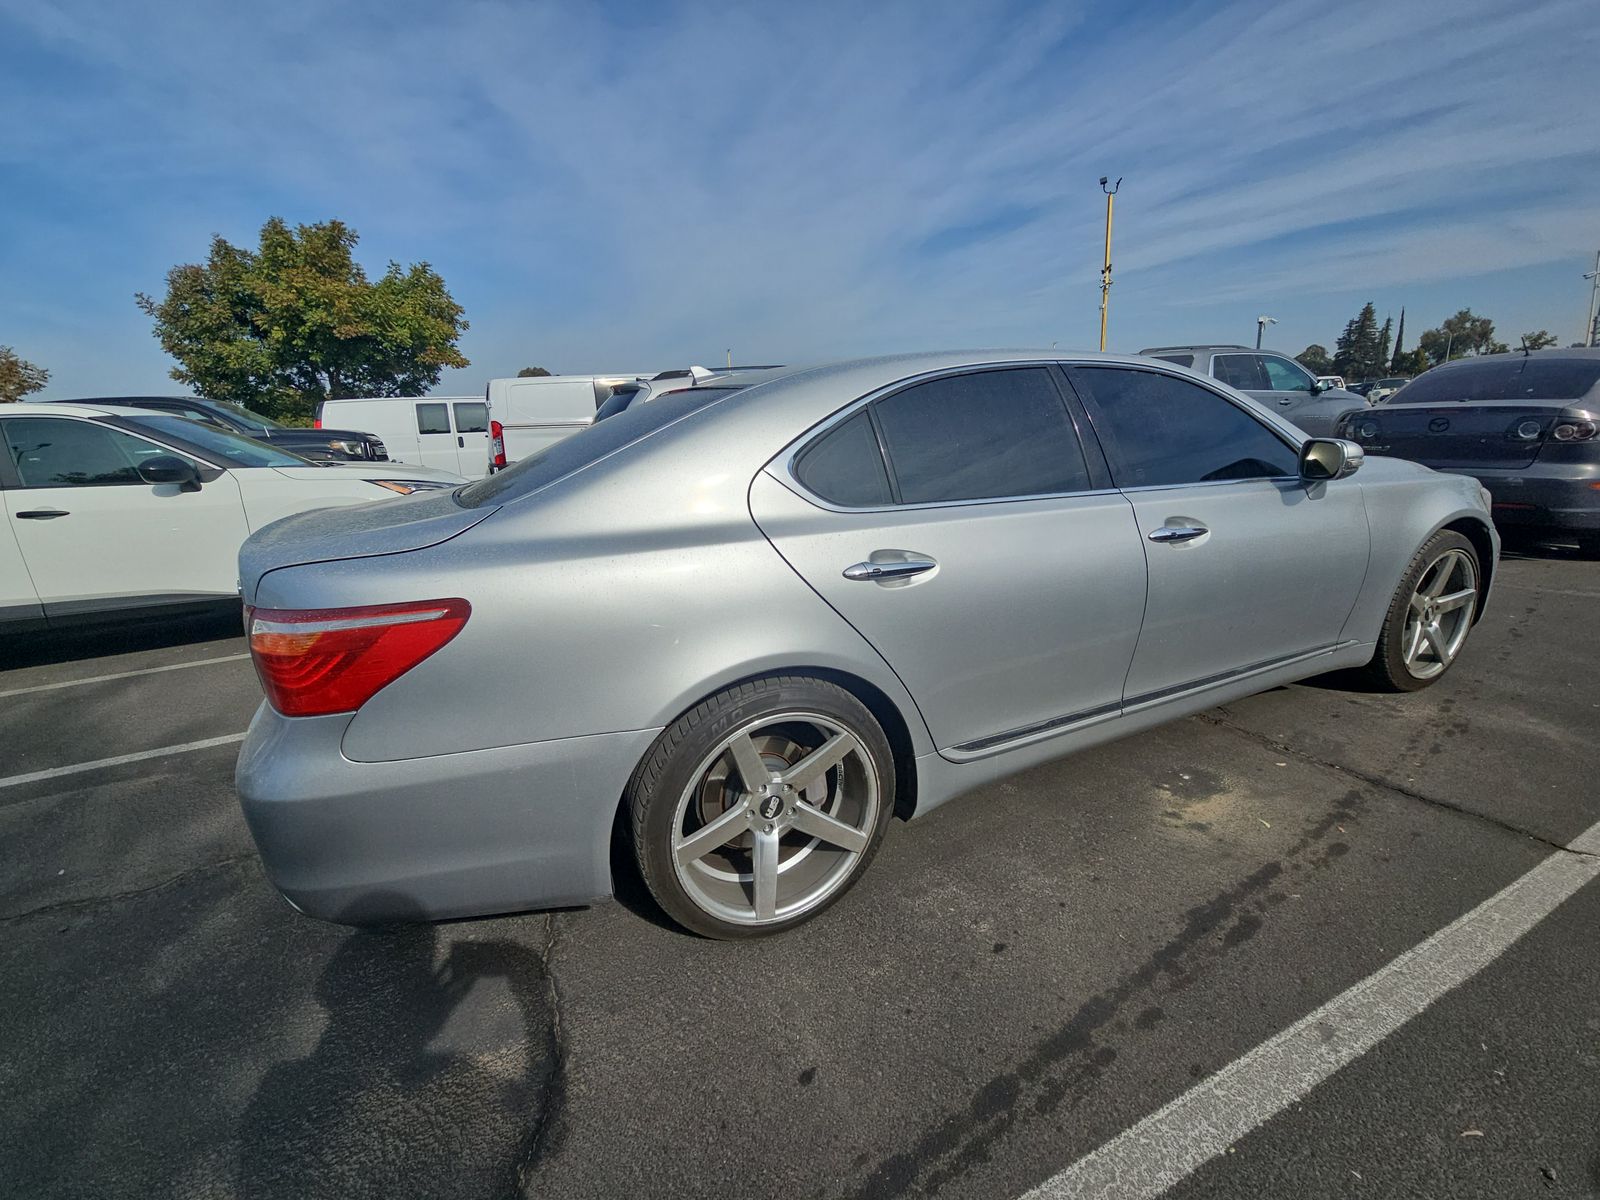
[317,396,491,479]
[485,375,645,471]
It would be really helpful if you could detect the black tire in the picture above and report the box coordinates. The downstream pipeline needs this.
[1363,530,1480,693]
[627,675,896,939]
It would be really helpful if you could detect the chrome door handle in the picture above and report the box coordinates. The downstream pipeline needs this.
[843,557,937,581]
[1147,525,1207,543]
[16,509,70,520]
[1277,398,1294,406]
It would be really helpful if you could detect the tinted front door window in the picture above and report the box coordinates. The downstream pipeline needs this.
[871,367,1090,504]
[2,418,159,487]
[1068,367,1298,487]
[1261,355,1314,392]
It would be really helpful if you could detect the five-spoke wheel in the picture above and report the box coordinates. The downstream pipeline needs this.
[1367,530,1482,692]
[629,677,894,937]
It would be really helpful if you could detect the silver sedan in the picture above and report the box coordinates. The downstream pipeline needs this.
[235,352,1497,938]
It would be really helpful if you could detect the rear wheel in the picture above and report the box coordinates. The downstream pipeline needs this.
[627,675,895,938]
[1364,531,1480,692]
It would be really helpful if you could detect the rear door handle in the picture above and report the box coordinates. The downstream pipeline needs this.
[457,436,465,448]
[16,509,70,520]
[1147,525,1207,543]
[843,557,937,582]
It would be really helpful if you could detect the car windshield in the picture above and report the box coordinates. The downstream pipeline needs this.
[215,402,285,432]
[1394,359,1600,404]
[116,413,311,467]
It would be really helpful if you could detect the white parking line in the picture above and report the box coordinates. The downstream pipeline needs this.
[0,653,252,699]
[0,733,248,790]
[1023,821,1600,1200]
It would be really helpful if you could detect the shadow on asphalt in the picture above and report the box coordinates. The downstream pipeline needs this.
[1497,534,1599,563]
[237,895,562,1198]
[0,606,245,670]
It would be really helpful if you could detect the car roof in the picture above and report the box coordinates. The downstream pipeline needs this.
[11,401,161,419]
[50,394,223,406]
[1426,347,1600,370]
[1138,345,1253,355]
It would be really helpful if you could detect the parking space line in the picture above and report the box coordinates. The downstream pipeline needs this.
[0,654,252,699]
[0,733,248,790]
[1021,821,1600,1200]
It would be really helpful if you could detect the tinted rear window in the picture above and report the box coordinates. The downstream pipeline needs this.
[456,386,738,508]
[1397,359,1600,404]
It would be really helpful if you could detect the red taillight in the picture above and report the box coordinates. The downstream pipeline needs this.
[490,419,506,470]
[314,417,322,429]
[248,599,470,717]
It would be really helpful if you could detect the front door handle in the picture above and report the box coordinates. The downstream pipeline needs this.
[16,509,70,520]
[1147,524,1207,543]
[457,436,465,448]
[843,557,937,582]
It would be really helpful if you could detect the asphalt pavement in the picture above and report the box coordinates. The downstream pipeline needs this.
[1,546,1596,1200]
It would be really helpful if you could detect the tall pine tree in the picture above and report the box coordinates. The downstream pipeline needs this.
[1377,316,1393,373]
[1333,302,1383,379]
[1390,307,1407,371]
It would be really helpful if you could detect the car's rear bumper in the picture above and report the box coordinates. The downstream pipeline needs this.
[235,704,661,925]
[1438,464,1600,532]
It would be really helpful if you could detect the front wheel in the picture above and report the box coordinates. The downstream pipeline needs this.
[627,675,895,938]
[1364,531,1480,692]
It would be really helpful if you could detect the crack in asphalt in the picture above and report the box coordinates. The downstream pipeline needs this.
[519,911,570,1196]
[0,851,257,924]
[852,787,1368,1199]
[1197,711,1596,858]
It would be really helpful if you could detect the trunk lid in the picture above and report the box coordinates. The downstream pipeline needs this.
[238,489,496,601]
[1351,404,1566,469]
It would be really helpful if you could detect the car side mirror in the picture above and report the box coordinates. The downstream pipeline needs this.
[1299,438,1363,482]
[138,454,202,491]
[1309,380,1325,395]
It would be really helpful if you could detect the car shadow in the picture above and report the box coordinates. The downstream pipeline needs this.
[0,605,245,670]
[1497,534,1599,563]
[236,894,562,1199]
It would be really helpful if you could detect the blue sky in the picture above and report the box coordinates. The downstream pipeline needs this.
[3,0,1597,398]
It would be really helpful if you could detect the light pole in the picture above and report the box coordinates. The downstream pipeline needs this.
[1255,316,1277,349]
[1098,176,1121,352]
[1584,251,1599,348]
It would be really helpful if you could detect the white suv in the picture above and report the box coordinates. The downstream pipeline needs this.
[0,404,462,630]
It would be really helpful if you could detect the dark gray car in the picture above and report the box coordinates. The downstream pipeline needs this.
[1140,345,1368,437]
[1338,348,1600,549]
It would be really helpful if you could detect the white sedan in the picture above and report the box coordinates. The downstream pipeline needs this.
[1,403,463,630]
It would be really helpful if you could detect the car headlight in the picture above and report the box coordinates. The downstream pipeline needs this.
[368,479,454,495]
[328,439,366,455]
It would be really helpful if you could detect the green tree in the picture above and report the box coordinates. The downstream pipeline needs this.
[1393,347,1430,376]
[1390,307,1407,372]
[1519,330,1558,351]
[1377,315,1393,372]
[1295,344,1333,374]
[1332,302,1384,379]
[517,366,552,377]
[136,218,469,422]
[0,345,49,403]
[1417,308,1503,365]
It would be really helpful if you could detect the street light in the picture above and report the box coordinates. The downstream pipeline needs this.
[1098,176,1121,352]
[1584,251,1599,348]
[1256,316,1277,349]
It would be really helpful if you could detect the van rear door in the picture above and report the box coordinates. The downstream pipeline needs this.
[496,379,594,464]
[450,401,490,479]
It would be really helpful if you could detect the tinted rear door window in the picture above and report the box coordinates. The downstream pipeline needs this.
[1212,354,1270,390]
[1068,367,1299,487]
[871,367,1091,504]
[793,411,892,506]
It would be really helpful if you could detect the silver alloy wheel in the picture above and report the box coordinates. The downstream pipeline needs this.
[669,710,879,926]
[1401,547,1478,680]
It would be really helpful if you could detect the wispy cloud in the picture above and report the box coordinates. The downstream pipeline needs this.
[2,0,1595,394]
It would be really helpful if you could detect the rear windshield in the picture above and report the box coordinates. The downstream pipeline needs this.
[1396,359,1600,405]
[456,386,741,508]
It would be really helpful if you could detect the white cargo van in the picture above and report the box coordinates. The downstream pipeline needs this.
[485,375,645,471]
[317,396,490,479]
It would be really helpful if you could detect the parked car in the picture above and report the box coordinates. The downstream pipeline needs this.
[1338,348,1600,550]
[46,395,390,462]
[484,374,648,471]
[235,350,1496,938]
[318,396,489,479]
[1315,375,1346,391]
[1366,377,1412,404]
[1348,380,1376,397]
[0,404,462,631]
[1138,345,1367,436]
